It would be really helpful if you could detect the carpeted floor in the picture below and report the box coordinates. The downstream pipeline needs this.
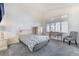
[0,39,79,56]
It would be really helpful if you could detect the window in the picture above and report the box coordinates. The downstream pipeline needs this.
[55,22,61,32]
[61,21,68,33]
[46,21,68,33]
[46,24,50,32]
[51,23,55,32]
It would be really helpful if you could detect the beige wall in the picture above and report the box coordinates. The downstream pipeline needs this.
[2,4,43,33]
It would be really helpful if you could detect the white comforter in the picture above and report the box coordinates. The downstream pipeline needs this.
[20,35,49,52]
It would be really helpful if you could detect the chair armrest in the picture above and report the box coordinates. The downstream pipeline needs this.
[66,36,71,37]
[64,36,71,39]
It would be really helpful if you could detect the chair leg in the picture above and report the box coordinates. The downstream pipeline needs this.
[63,38,65,42]
[75,40,77,45]
[69,41,71,45]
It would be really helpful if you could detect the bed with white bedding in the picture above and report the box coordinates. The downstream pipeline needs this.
[20,34,49,52]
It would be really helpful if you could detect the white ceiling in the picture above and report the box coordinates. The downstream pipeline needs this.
[4,3,79,22]
[17,3,79,11]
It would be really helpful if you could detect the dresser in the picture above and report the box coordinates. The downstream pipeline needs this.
[0,32,8,51]
[0,31,19,51]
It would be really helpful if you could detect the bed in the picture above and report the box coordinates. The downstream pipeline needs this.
[19,34,49,52]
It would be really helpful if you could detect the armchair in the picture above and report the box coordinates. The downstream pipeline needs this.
[63,31,78,45]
